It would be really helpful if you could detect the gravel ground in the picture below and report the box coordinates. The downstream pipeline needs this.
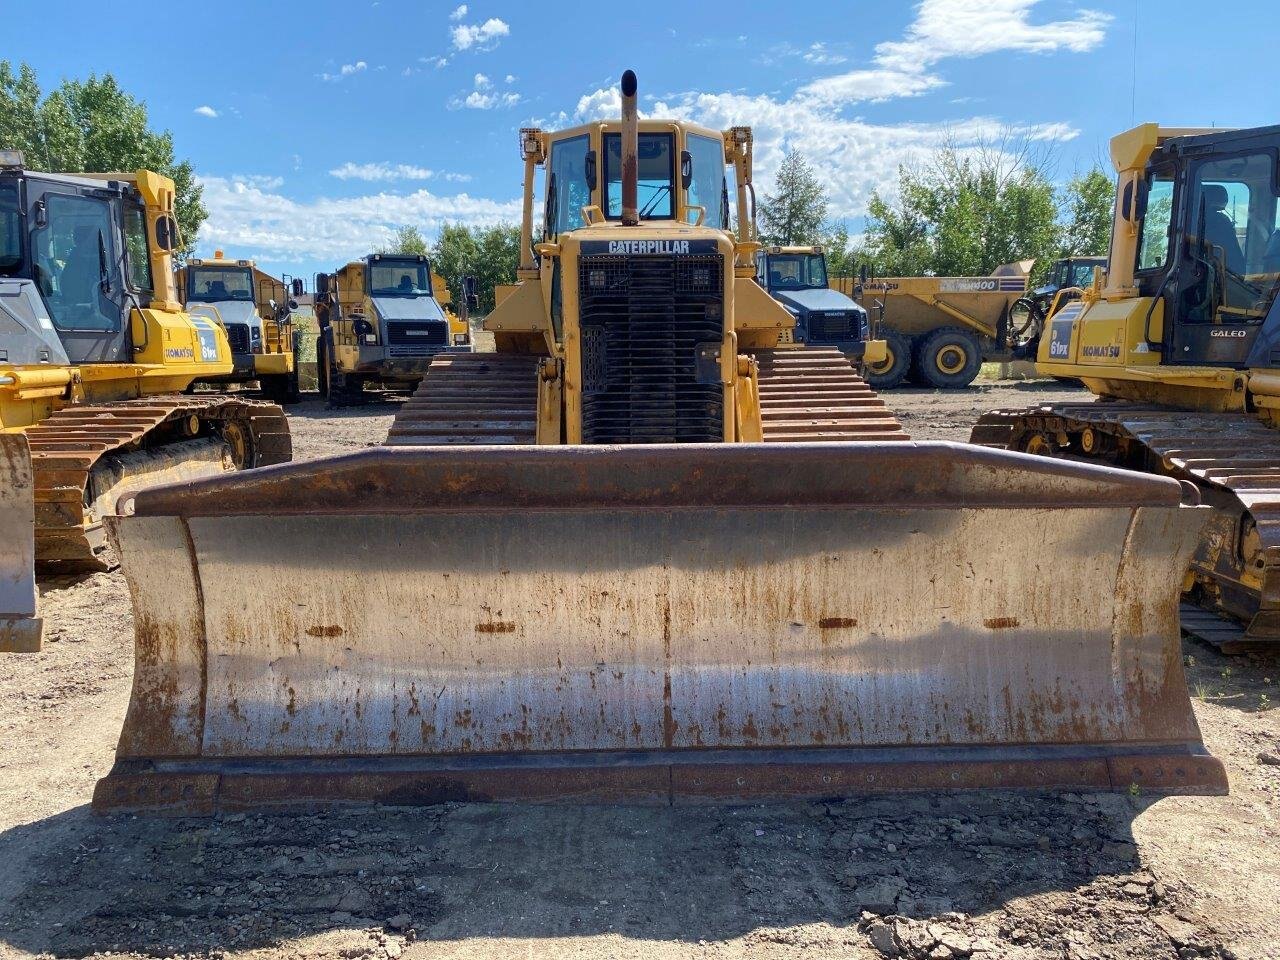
[1,381,1278,960]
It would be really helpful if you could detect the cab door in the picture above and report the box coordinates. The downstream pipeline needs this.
[29,187,130,363]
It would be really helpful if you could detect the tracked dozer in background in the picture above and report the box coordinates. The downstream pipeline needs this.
[178,252,302,404]
[94,76,1225,813]
[0,158,290,651]
[972,123,1280,653]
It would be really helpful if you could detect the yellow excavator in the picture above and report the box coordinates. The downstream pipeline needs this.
[0,157,290,652]
[972,123,1280,653]
[93,76,1224,813]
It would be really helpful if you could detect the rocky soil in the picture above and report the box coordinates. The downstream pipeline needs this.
[1,382,1277,960]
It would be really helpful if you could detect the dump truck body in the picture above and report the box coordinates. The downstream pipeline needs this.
[971,123,1280,652]
[833,264,1031,388]
[0,162,290,649]
[313,255,471,407]
[178,253,301,404]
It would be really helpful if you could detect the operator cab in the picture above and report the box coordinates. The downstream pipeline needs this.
[0,159,156,366]
[755,246,869,353]
[363,254,456,355]
[183,257,263,366]
[1133,125,1280,367]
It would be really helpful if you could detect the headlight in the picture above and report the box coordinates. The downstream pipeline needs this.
[452,333,468,345]
[363,333,378,344]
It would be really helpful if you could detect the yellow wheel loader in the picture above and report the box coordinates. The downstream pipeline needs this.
[177,252,302,404]
[972,123,1280,653]
[0,157,290,652]
[92,77,1224,813]
[313,254,471,407]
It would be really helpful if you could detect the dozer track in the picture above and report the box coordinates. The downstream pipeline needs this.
[751,347,908,442]
[385,347,907,446]
[973,401,1280,652]
[27,396,290,571]
[386,353,541,445]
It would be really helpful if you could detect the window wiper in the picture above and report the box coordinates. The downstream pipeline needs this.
[640,184,671,218]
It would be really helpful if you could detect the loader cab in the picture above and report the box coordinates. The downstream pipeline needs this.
[755,246,870,352]
[1132,126,1280,368]
[3,167,146,365]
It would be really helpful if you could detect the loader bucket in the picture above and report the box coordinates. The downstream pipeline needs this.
[0,434,41,652]
[94,443,1227,813]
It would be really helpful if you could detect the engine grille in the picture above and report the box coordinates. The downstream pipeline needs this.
[386,321,448,357]
[225,323,251,355]
[578,254,724,444]
[808,312,856,341]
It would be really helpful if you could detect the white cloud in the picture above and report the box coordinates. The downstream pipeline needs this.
[504,74,516,84]
[803,43,846,66]
[329,162,435,182]
[450,17,509,51]
[449,3,467,20]
[452,72,520,110]
[320,61,367,82]
[193,105,219,118]
[228,174,284,190]
[197,175,521,262]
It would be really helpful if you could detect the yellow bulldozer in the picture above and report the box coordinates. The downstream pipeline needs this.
[313,253,471,407]
[92,76,1225,813]
[0,157,290,652]
[177,251,302,404]
[972,122,1280,653]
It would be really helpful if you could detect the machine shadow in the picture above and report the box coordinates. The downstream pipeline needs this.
[0,791,1152,956]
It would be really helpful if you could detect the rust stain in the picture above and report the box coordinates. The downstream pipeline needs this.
[983,617,1020,630]
[818,616,858,629]
[475,621,517,634]
[306,625,344,638]
[662,597,676,749]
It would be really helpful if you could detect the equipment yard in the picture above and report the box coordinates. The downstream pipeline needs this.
[3,382,1278,960]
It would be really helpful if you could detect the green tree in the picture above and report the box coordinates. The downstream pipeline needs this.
[0,61,206,255]
[380,225,430,256]
[759,150,827,246]
[430,222,520,313]
[1058,166,1113,258]
[860,134,1060,278]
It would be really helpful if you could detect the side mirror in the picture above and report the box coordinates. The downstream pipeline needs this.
[291,277,305,297]
[1135,179,1150,221]
[462,275,478,298]
[268,298,277,312]
[584,150,597,191]
[680,150,693,191]
[315,273,330,295]
[287,298,299,311]
[467,293,480,312]
[34,199,47,228]
[155,215,177,251]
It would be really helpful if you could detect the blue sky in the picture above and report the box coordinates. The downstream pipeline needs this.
[9,0,1275,280]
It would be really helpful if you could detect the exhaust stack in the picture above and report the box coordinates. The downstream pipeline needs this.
[620,70,638,226]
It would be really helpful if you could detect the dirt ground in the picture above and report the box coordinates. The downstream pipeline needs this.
[2,381,1278,960]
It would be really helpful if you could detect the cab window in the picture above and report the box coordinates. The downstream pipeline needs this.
[31,193,120,331]
[546,134,590,237]
[1069,262,1097,287]
[187,266,254,301]
[123,204,152,292]
[1137,167,1175,272]
[0,182,20,274]
[765,254,827,290]
[685,133,727,229]
[604,132,674,220]
[370,260,431,296]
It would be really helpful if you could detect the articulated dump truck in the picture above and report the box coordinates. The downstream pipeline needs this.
[93,76,1226,813]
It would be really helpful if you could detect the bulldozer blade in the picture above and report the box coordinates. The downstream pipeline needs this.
[94,443,1227,813]
[0,434,42,653]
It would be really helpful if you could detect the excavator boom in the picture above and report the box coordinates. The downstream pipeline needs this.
[95,442,1225,812]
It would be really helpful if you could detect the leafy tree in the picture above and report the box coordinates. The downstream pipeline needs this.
[1058,167,1113,258]
[380,225,430,256]
[430,222,520,313]
[759,150,827,246]
[0,62,206,255]
[859,134,1060,278]
[821,223,859,280]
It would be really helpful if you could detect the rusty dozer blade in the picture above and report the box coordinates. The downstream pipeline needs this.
[0,434,42,652]
[94,443,1227,813]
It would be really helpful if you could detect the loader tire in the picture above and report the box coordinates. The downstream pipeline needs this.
[917,327,982,389]
[863,329,911,390]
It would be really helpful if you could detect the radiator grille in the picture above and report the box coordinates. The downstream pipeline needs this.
[578,255,724,444]
[387,321,447,357]
[225,323,251,354]
[807,312,856,341]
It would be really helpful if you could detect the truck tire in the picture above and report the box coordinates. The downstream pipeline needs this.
[917,327,982,389]
[863,329,911,390]
[259,373,301,406]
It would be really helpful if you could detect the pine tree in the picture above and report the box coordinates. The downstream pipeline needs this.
[759,151,828,246]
